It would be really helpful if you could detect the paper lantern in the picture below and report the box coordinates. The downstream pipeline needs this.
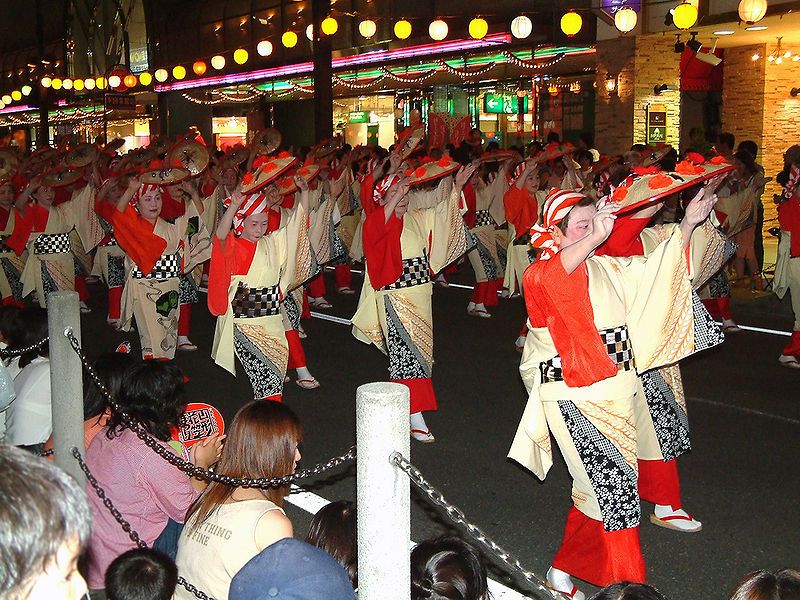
[84,78,95,90]
[306,24,314,41]
[21,85,32,96]
[672,2,698,29]
[123,74,137,88]
[173,65,186,80]
[282,31,298,48]
[738,0,767,24]
[154,69,169,82]
[41,76,52,88]
[139,72,152,86]
[560,11,583,36]
[359,19,377,39]
[394,19,412,39]
[469,17,488,39]
[614,7,638,33]
[0,101,4,109]
[211,55,226,70]
[511,15,533,39]
[96,77,107,89]
[11,90,21,101]
[1,95,11,105]
[321,17,338,35]
[233,48,248,64]
[193,61,207,76]
[107,75,121,88]
[429,19,448,41]
[62,79,73,90]
[73,79,84,91]
[257,40,274,57]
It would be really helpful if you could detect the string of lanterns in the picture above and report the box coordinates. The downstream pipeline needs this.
[500,51,564,70]
[377,67,438,83]
[435,60,498,78]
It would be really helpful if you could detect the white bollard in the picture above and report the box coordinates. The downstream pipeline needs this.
[356,382,410,600]
[48,291,85,485]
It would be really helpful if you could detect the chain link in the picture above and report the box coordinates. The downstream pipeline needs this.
[71,448,215,600]
[0,336,50,357]
[391,452,566,600]
[63,328,355,488]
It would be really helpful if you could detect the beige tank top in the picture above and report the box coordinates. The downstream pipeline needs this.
[175,499,285,600]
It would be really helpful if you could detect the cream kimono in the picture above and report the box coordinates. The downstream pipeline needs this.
[467,175,508,283]
[351,181,469,413]
[503,189,546,296]
[509,228,699,530]
[211,206,315,399]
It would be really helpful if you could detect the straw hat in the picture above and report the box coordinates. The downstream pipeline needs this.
[168,139,210,176]
[479,149,520,164]
[64,143,98,168]
[396,124,426,159]
[536,142,575,163]
[405,156,460,187]
[138,165,191,186]
[241,155,298,195]
[251,128,282,156]
[277,163,320,196]
[42,168,83,188]
[313,138,342,159]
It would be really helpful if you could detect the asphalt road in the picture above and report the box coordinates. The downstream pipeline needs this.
[77,267,800,600]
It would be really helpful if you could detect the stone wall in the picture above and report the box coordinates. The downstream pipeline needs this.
[594,36,636,156]
[633,35,681,150]
[721,44,766,149]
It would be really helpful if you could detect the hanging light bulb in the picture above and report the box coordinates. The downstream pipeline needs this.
[172,65,186,79]
[211,55,226,70]
[429,19,448,41]
[139,72,153,85]
[41,76,52,88]
[614,7,638,33]
[84,78,96,90]
[306,24,314,40]
[394,19,412,39]
[672,2,698,29]
[359,19,377,39]
[510,15,533,39]
[738,0,767,24]
[282,30,298,48]
[73,79,84,91]
[193,61,207,76]
[469,17,488,39]
[10,90,21,101]
[107,75,121,88]
[321,16,338,35]
[233,48,249,64]
[257,40,274,56]
[21,85,32,96]
[560,11,583,36]
[154,69,169,82]
[123,74,137,88]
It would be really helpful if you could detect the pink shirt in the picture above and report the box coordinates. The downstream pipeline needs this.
[85,427,199,589]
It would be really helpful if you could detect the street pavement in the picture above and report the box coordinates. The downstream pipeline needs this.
[77,268,800,600]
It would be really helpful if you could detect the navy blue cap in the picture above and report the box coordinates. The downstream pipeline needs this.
[229,538,356,600]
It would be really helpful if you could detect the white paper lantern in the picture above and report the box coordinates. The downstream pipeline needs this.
[511,15,533,39]
[614,7,638,33]
[738,0,767,24]
[359,19,377,39]
[429,19,448,41]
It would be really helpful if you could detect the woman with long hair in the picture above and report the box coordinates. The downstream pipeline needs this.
[174,400,302,600]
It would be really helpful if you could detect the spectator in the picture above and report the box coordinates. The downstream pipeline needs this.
[175,400,302,600]
[688,127,712,156]
[305,500,358,589]
[86,360,222,593]
[728,569,800,600]
[229,538,355,600]
[578,132,599,162]
[546,131,561,145]
[105,548,178,600]
[589,582,667,600]
[717,132,736,160]
[410,536,487,600]
[0,444,91,600]
[4,308,51,450]
[737,140,766,272]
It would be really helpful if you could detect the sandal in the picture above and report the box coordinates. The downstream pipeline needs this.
[337,287,356,295]
[295,378,320,389]
[177,341,198,352]
[467,307,491,319]
[778,355,800,369]
[310,297,333,309]
[649,512,702,532]
[546,584,585,600]
[411,428,436,443]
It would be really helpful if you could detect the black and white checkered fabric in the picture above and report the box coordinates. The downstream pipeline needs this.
[541,325,634,383]
[0,235,13,254]
[131,253,181,280]
[33,232,71,255]
[232,283,282,318]
[381,254,431,291]
[473,210,496,228]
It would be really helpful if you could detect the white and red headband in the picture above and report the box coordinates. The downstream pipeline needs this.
[373,173,402,205]
[225,192,268,235]
[529,189,586,261]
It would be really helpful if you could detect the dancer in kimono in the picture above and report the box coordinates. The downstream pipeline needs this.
[352,159,475,442]
[208,162,316,401]
[112,171,211,360]
[0,179,26,305]
[93,177,129,329]
[508,179,721,599]
[775,146,800,367]
[503,159,544,297]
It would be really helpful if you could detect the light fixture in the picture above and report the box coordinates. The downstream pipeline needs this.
[672,2,698,29]
[713,29,735,35]
[282,30,298,47]
[359,19,377,39]
[84,78,96,90]
[96,76,106,89]
[614,7,638,33]
[172,65,186,79]
[511,15,533,39]
[745,25,768,30]
[233,48,249,64]
[469,17,488,39]
[1,95,10,105]
[211,55,226,70]
[154,68,169,82]
[752,52,761,60]
[569,81,581,93]
[107,75,121,88]
[306,24,314,40]
[321,16,338,36]
[674,34,685,52]
[62,78,73,90]
[738,0,768,24]
[10,90,21,101]
[41,76,52,88]
[123,74,137,88]
[605,73,618,95]
[548,83,559,95]
[790,87,800,96]
[139,72,153,85]
[654,83,670,95]
[21,85,32,96]
[561,11,582,36]
[257,40,274,56]
[394,19,412,39]
[686,31,702,52]
[429,19,448,41]
[193,61,207,76]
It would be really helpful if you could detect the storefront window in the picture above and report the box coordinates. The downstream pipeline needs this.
[333,95,396,148]
[212,116,248,149]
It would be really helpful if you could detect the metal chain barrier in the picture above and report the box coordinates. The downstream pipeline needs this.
[0,336,50,357]
[391,452,566,600]
[72,447,214,600]
[63,327,356,488]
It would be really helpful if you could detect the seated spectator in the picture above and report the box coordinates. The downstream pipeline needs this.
[86,360,222,593]
[728,569,800,599]
[589,582,666,600]
[229,538,355,600]
[305,500,357,589]
[175,400,302,600]
[0,444,91,600]
[4,308,51,449]
[105,548,177,600]
[410,536,487,600]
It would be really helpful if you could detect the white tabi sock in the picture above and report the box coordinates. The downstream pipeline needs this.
[295,366,313,381]
[409,412,429,432]
[547,567,585,600]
